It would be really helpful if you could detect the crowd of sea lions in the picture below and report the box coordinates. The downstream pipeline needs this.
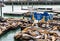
[0,18,33,35]
[14,27,60,41]
[14,20,60,41]
[0,17,60,41]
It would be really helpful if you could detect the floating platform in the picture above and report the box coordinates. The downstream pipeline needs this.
[0,18,33,36]
[53,10,60,14]
[4,12,25,16]
[14,26,60,41]
[3,10,29,17]
[53,16,60,20]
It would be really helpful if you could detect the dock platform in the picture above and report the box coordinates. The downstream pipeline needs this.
[3,10,29,17]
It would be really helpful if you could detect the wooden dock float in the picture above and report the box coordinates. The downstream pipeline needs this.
[0,18,22,35]
[0,18,33,36]
[14,26,60,41]
[3,12,24,16]
[3,10,29,17]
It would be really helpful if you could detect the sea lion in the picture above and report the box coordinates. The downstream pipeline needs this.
[0,28,3,35]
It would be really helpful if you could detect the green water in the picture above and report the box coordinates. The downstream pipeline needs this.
[4,15,30,19]
[0,28,21,41]
[4,15,24,18]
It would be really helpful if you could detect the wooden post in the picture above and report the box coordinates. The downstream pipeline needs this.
[21,0,23,10]
[45,0,47,10]
[32,0,33,8]
[12,2,14,12]
[1,7,2,17]
[0,8,1,17]
[27,0,29,7]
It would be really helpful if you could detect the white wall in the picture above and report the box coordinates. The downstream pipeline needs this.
[2,5,60,17]
[2,5,60,13]
[33,5,60,11]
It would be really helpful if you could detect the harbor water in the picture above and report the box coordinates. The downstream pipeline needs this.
[0,28,21,41]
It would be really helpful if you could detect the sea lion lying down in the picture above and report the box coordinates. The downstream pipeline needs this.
[14,31,38,41]
[0,26,7,35]
[14,27,43,41]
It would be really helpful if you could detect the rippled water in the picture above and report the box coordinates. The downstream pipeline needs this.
[0,28,21,41]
